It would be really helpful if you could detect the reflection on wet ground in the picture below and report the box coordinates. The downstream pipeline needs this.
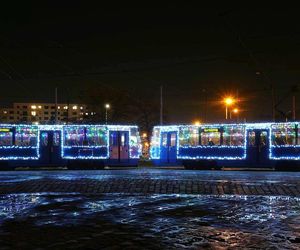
[1,193,300,249]
[1,169,300,184]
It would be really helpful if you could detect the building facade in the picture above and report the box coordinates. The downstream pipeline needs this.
[0,103,95,124]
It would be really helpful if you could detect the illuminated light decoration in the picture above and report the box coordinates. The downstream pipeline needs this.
[60,124,141,160]
[0,124,40,160]
[150,123,284,161]
[0,124,141,162]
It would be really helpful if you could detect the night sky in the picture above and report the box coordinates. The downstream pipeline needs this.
[1,3,300,123]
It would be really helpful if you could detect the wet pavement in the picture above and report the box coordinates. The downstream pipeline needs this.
[0,169,300,249]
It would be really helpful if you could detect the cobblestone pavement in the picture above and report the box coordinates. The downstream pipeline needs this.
[1,169,300,249]
[0,169,300,196]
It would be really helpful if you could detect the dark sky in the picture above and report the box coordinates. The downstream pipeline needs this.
[1,3,300,123]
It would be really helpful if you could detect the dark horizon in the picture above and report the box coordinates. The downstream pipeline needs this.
[1,4,300,123]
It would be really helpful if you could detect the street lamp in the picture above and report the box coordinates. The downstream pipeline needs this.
[224,97,235,120]
[230,108,239,120]
[105,103,110,124]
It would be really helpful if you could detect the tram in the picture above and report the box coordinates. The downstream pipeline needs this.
[0,124,141,169]
[150,122,300,170]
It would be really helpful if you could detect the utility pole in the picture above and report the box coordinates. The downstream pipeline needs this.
[293,95,296,120]
[271,84,275,122]
[160,85,163,125]
[55,87,58,124]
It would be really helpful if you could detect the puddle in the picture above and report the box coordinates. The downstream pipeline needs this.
[0,193,300,248]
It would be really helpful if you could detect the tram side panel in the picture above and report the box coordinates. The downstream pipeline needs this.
[0,125,40,169]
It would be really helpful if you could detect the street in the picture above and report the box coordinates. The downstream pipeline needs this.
[0,169,300,249]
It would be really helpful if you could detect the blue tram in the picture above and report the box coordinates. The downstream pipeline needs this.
[150,122,300,170]
[0,124,141,169]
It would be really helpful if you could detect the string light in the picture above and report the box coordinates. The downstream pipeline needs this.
[0,124,141,161]
[150,122,300,161]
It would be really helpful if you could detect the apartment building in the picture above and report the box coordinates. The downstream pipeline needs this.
[0,103,94,124]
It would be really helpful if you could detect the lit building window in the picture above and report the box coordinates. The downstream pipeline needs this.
[85,112,89,115]
[3,111,7,114]
[64,106,68,109]
[80,106,83,110]
[72,105,78,110]
[38,105,42,109]
[31,111,37,116]
[58,106,60,109]
[31,105,37,109]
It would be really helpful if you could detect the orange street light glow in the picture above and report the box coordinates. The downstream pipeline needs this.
[233,108,239,113]
[224,97,234,106]
[194,120,201,126]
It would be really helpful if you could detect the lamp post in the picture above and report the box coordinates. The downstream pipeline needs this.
[224,97,234,120]
[105,103,110,124]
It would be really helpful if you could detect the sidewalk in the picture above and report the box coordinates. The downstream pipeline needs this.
[1,177,299,196]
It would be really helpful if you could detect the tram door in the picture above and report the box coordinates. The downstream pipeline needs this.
[39,131,61,165]
[160,132,177,163]
[247,129,269,165]
[109,131,129,162]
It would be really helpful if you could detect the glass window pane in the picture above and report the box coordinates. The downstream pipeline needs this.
[179,127,199,146]
[53,132,60,146]
[0,128,13,146]
[162,133,168,146]
[170,133,176,146]
[223,126,245,146]
[15,126,38,146]
[41,132,48,146]
[248,131,256,146]
[271,124,296,146]
[64,126,85,146]
[260,131,267,146]
[201,128,220,146]
[86,126,107,146]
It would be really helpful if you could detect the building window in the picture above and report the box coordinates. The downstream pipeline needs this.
[31,111,37,116]
[45,106,49,109]
[72,105,77,110]
[44,112,49,115]
[31,105,37,109]
[45,117,49,120]
[23,106,27,109]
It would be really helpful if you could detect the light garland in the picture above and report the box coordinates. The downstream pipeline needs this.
[0,124,141,161]
[150,122,300,162]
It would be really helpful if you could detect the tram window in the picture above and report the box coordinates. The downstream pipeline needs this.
[260,131,267,146]
[0,129,13,146]
[110,133,118,146]
[41,132,48,146]
[53,132,60,146]
[170,133,176,146]
[162,133,168,146]
[179,127,199,146]
[86,127,107,146]
[64,126,85,146]
[271,124,296,146]
[15,126,38,146]
[201,129,220,146]
[248,132,256,146]
[223,126,245,146]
